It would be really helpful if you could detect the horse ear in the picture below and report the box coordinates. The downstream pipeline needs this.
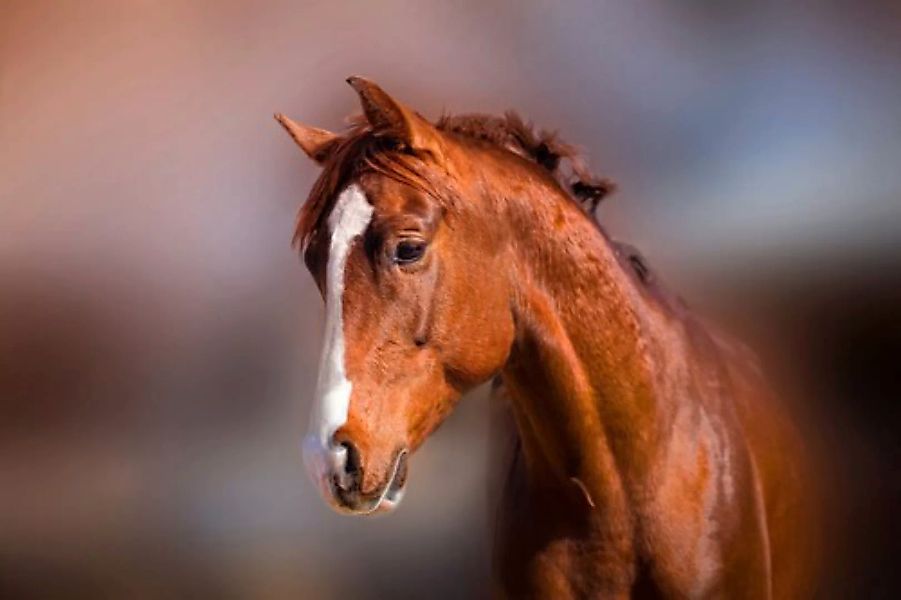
[346,76,443,157]
[274,113,339,164]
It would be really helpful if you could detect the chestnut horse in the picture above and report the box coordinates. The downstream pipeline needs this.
[276,77,818,598]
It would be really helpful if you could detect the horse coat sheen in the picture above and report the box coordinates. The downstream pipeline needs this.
[275,77,818,598]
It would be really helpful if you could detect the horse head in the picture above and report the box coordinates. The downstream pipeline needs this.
[277,78,515,514]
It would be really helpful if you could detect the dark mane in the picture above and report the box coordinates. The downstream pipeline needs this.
[293,111,615,249]
[436,111,615,212]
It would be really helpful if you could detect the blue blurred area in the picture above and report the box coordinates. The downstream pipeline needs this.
[1,1,899,597]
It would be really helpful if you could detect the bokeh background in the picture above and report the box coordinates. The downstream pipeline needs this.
[2,1,899,597]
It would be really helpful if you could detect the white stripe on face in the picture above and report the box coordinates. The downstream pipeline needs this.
[302,183,373,501]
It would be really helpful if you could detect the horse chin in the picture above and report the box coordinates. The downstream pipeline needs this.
[329,479,406,516]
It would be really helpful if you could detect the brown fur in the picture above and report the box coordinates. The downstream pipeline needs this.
[277,78,819,598]
[294,110,615,251]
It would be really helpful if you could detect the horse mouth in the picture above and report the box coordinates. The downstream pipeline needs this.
[333,449,408,515]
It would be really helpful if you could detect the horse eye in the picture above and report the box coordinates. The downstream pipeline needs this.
[393,240,427,265]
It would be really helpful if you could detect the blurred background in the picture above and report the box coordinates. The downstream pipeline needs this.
[2,0,899,597]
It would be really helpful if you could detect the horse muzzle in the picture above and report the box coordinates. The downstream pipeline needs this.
[303,435,408,515]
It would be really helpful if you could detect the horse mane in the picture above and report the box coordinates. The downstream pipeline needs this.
[293,111,616,249]
[435,111,616,212]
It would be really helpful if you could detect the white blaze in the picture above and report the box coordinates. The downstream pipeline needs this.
[303,184,373,499]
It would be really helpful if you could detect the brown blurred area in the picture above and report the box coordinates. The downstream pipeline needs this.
[1,1,899,597]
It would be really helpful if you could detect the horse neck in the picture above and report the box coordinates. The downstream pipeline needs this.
[488,163,687,498]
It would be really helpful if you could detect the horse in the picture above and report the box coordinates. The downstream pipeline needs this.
[275,77,819,598]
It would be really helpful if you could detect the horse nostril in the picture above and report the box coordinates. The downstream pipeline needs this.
[335,439,363,492]
[342,441,361,476]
